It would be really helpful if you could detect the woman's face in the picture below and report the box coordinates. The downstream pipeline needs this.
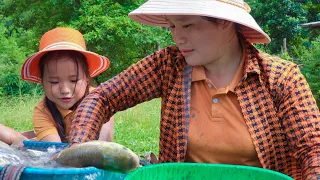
[42,55,89,110]
[167,15,234,66]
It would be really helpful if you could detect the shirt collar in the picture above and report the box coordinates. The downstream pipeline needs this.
[242,39,261,76]
[192,66,206,82]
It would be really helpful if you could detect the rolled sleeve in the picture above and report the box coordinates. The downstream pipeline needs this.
[279,64,320,179]
[69,47,177,143]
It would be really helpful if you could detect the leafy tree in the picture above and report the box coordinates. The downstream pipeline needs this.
[1,0,319,98]
[300,37,320,107]
[1,0,173,83]
[0,17,40,96]
[301,0,320,39]
[0,0,79,51]
[303,0,320,22]
[247,0,307,55]
[71,0,172,82]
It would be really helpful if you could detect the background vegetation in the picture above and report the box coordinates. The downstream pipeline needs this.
[0,95,161,155]
[0,0,319,155]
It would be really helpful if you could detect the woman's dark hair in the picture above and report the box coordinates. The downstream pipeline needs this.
[39,50,90,142]
[201,16,219,23]
[202,16,240,30]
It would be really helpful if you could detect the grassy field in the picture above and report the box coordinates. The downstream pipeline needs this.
[0,95,161,156]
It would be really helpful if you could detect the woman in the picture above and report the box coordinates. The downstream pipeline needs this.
[69,1,320,179]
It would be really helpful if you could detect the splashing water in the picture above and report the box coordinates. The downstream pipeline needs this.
[20,146,63,168]
[0,141,128,180]
[0,143,64,168]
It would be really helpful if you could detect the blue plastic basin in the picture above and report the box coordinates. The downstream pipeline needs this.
[0,141,127,180]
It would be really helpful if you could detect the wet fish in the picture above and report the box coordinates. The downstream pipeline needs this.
[53,141,140,173]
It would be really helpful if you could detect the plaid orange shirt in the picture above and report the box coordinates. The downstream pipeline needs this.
[70,40,320,180]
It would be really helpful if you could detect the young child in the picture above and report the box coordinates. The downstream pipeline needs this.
[21,27,114,143]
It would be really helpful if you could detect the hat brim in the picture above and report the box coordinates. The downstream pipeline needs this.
[21,48,110,83]
[129,0,270,44]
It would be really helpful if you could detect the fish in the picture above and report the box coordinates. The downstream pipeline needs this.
[53,141,140,173]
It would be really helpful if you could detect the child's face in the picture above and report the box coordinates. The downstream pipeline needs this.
[42,56,89,110]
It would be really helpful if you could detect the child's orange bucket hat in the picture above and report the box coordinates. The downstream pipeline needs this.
[21,27,110,83]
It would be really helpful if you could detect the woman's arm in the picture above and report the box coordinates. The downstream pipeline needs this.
[278,64,320,179]
[69,47,179,143]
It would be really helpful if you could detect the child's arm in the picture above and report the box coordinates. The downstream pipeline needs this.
[98,115,115,142]
[0,124,27,145]
[39,134,61,142]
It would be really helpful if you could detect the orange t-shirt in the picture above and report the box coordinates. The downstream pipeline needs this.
[33,87,94,140]
[185,49,262,167]
[33,99,73,140]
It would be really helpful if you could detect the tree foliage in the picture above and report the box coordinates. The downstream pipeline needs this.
[0,17,40,96]
[0,0,319,105]
[300,37,320,107]
[247,0,307,54]
[1,0,172,83]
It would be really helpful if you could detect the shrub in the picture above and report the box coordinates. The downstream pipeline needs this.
[299,36,320,107]
[0,17,41,96]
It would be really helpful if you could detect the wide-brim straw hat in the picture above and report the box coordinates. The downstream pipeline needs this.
[21,27,110,83]
[129,0,271,44]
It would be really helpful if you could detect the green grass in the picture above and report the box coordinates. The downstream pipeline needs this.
[0,95,161,156]
[114,99,161,156]
[0,95,40,132]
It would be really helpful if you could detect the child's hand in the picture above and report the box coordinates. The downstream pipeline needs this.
[0,124,28,145]
[10,135,27,149]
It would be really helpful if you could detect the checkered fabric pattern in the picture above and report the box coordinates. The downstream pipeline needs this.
[70,40,320,180]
